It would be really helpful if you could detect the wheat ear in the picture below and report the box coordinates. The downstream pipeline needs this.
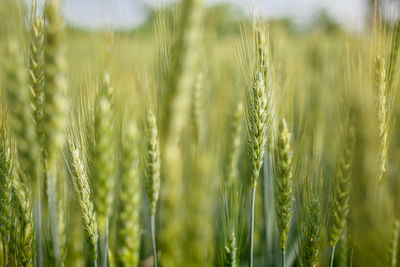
[5,40,37,180]
[28,8,45,265]
[159,1,203,264]
[146,111,161,267]
[93,72,116,233]
[43,0,67,167]
[29,14,45,153]
[224,231,237,267]
[375,56,388,185]
[12,176,35,267]
[0,120,13,267]
[68,142,98,263]
[246,71,272,267]
[299,174,326,267]
[300,196,324,267]
[273,118,294,266]
[329,126,354,267]
[117,122,142,266]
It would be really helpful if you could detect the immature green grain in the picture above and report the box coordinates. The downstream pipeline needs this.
[29,14,45,152]
[7,212,18,266]
[117,122,141,267]
[329,126,354,266]
[43,0,67,166]
[273,118,294,266]
[4,40,36,179]
[224,231,237,267]
[28,7,45,265]
[43,3,68,262]
[146,111,160,267]
[246,71,272,267]
[146,111,160,215]
[225,103,243,186]
[0,121,13,262]
[68,143,98,262]
[299,196,324,267]
[375,56,388,184]
[93,73,116,233]
[388,219,400,267]
[12,176,35,267]
[255,27,275,147]
[247,71,272,188]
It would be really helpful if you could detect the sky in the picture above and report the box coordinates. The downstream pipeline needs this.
[35,0,370,31]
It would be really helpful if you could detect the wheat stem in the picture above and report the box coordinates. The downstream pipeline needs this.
[249,187,256,267]
[99,222,109,267]
[151,215,158,267]
[330,245,336,267]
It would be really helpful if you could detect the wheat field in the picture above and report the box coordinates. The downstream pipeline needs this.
[0,0,400,266]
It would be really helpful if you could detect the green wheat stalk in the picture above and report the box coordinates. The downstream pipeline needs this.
[224,231,237,267]
[299,198,324,267]
[0,119,13,267]
[146,110,161,267]
[375,55,389,185]
[28,6,45,265]
[161,0,203,137]
[29,13,45,153]
[299,172,326,267]
[91,72,116,267]
[246,71,273,267]
[43,1,68,263]
[159,1,203,265]
[116,122,142,267]
[329,125,354,267]
[12,175,35,267]
[43,0,67,167]
[67,141,98,264]
[93,72,116,233]
[221,178,244,267]
[273,118,294,267]
[4,40,37,180]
